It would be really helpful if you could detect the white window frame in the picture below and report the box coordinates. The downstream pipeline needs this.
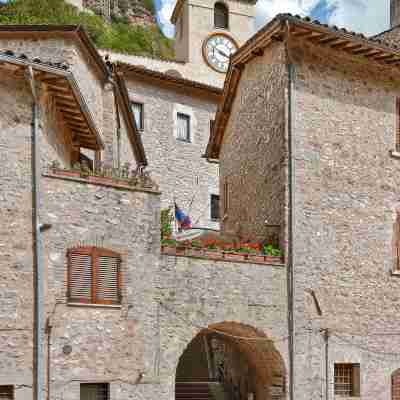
[173,104,196,144]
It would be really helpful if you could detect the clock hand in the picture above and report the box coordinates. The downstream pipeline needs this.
[216,48,230,59]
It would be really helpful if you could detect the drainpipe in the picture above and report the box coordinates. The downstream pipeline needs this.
[324,329,329,400]
[27,66,45,400]
[286,31,296,400]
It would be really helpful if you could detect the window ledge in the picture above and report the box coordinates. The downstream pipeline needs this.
[67,302,122,309]
[390,150,400,159]
[391,270,400,277]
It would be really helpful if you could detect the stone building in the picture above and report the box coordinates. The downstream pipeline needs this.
[0,21,286,400]
[103,0,258,230]
[6,2,400,400]
[207,9,400,400]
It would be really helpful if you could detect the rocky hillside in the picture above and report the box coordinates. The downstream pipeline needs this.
[0,0,175,59]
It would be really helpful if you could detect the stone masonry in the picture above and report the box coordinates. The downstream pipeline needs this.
[216,18,400,399]
[123,76,220,230]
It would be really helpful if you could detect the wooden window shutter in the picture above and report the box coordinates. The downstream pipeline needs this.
[68,249,92,303]
[397,98,400,152]
[0,386,14,400]
[67,247,121,305]
[97,253,121,304]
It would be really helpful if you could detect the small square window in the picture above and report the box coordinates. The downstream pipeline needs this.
[334,363,360,397]
[0,386,14,400]
[210,194,220,221]
[80,383,109,400]
[177,113,191,142]
[131,102,144,131]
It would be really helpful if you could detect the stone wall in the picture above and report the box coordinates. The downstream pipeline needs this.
[41,173,161,400]
[124,76,220,230]
[219,41,288,246]
[291,39,400,400]
[157,255,288,396]
[0,74,35,400]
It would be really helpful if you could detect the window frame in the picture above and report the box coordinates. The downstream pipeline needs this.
[210,194,220,221]
[214,2,229,30]
[334,363,360,397]
[80,383,109,400]
[131,101,144,132]
[176,112,191,142]
[67,246,122,306]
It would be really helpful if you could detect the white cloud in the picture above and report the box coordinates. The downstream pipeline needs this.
[158,0,390,39]
[255,0,389,36]
[157,0,176,38]
[255,0,319,27]
[326,0,388,36]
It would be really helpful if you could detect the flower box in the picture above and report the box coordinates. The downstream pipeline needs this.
[247,254,266,263]
[175,246,186,256]
[264,256,282,264]
[161,246,177,255]
[205,250,223,260]
[223,252,246,262]
[185,248,204,258]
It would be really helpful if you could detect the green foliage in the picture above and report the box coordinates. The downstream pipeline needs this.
[160,208,173,240]
[161,238,178,246]
[0,0,174,59]
[262,244,282,257]
[236,246,257,254]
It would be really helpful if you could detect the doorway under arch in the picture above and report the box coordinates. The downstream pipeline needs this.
[175,322,286,400]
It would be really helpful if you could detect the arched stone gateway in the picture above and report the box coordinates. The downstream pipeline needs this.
[175,322,286,400]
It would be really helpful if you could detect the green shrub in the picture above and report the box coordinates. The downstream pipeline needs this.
[0,0,174,59]
[262,244,282,257]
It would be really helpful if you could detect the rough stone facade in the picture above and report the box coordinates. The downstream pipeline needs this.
[219,41,288,246]
[218,28,400,399]
[124,76,220,229]
[291,39,400,400]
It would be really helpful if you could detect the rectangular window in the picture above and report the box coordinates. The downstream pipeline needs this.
[68,247,121,305]
[80,383,109,400]
[210,194,220,221]
[177,113,191,142]
[0,386,14,400]
[131,102,144,131]
[334,363,360,397]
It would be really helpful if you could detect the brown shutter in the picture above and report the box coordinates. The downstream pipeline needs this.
[397,98,400,152]
[0,386,14,400]
[68,251,92,303]
[393,370,400,400]
[96,255,120,304]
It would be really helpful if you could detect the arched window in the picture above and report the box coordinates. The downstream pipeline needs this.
[67,246,122,305]
[214,2,229,29]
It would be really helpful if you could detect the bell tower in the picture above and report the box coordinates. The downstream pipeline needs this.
[391,0,400,27]
[171,0,257,67]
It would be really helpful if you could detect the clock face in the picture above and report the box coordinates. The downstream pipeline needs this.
[203,34,238,73]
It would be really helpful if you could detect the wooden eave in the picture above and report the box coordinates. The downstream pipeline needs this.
[113,71,148,166]
[0,25,110,82]
[0,52,104,150]
[117,63,222,102]
[206,15,400,159]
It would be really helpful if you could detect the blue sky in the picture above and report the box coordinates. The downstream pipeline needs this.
[156,0,390,38]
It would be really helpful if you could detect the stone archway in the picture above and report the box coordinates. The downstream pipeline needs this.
[175,322,286,400]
